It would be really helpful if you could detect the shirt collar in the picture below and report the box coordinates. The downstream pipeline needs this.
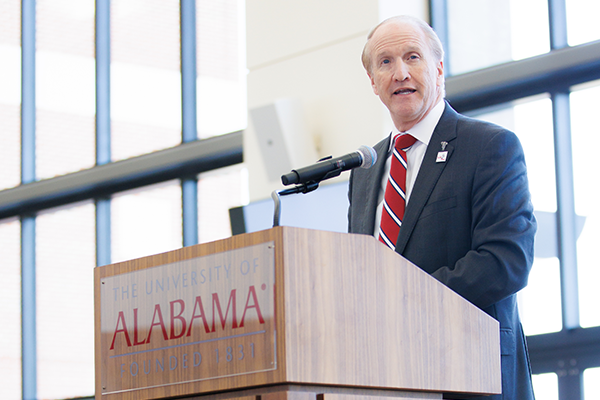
[388,100,446,151]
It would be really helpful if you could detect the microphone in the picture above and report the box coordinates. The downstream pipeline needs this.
[281,145,377,186]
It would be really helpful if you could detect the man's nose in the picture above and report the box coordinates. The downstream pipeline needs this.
[393,61,410,81]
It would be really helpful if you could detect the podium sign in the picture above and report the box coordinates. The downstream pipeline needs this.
[99,242,277,394]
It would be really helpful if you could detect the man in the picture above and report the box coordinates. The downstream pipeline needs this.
[348,16,536,400]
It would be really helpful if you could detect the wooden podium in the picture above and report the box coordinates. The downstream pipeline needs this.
[95,227,500,400]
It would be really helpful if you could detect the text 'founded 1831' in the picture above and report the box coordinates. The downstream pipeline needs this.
[100,242,276,394]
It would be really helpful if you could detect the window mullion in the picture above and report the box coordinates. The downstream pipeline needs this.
[552,91,580,330]
[95,0,112,267]
[181,0,198,144]
[429,0,450,75]
[181,0,199,246]
[548,0,568,49]
[21,0,37,398]
[96,0,111,166]
[21,215,36,400]
[558,372,583,400]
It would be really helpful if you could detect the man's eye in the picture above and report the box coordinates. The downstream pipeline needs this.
[408,54,419,60]
[382,59,390,65]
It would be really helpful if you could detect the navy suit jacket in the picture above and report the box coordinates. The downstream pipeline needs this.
[348,102,536,400]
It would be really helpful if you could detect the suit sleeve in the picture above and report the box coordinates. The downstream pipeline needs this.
[347,170,355,233]
[430,129,536,310]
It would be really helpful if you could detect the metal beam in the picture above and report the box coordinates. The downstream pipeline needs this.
[446,40,600,112]
[0,132,243,220]
[528,326,600,373]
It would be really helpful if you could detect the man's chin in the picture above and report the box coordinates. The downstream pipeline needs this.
[389,107,424,131]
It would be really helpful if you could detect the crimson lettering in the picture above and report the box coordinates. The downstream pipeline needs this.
[109,286,265,349]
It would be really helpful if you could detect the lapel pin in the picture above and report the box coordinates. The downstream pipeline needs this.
[437,141,448,163]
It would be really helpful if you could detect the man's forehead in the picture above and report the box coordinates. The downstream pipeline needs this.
[370,23,427,54]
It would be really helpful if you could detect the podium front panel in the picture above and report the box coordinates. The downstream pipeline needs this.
[99,242,277,394]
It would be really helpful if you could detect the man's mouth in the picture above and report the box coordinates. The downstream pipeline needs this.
[393,88,416,95]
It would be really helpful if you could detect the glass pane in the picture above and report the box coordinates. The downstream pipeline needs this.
[0,218,22,400]
[570,81,600,328]
[111,0,181,161]
[532,373,558,400]
[447,0,550,75]
[36,202,96,399]
[112,180,182,263]
[567,0,600,46]
[0,0,21,190]
[36,0,96,180]
[584,367,600,399]
[198,165,248,243]
[196,0,247,138]
[470,96,562,335]
[518,257,562,335]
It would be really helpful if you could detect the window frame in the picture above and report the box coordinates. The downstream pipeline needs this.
[2,0,244,397]
[433,0,600,398]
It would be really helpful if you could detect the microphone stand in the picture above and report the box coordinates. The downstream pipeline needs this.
[271,165,344,227]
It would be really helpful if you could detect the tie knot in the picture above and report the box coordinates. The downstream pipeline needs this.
[394,133,418,151]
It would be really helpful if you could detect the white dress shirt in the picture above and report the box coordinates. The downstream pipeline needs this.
[373,100,446,237]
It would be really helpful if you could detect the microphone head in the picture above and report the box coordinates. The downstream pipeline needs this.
[357,145,377,169]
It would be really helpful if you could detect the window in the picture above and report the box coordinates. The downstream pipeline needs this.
[440,0,600,397]
[469,96,562,336]
[584,367,600,399]
[111,0,182,161]
[566,0,600,46]
[36,203,95,399]
[446,0,549,75]
[0,1,21,190]
[36,0,96,180]
[197,0,247,138]
[2,1,246,397]
[532,373,559,400]
[570,81,600,328]
[198,164,248,243]
[0,218,21,399]
[111,181,183,264]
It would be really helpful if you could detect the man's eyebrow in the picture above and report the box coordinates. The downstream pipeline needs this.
[404,45,422,54]
[373,50,392,60]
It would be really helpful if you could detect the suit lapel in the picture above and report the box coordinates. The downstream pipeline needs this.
[395,103,459,254]
[351,135,390,234]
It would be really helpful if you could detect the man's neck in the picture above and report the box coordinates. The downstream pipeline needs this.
[392,98,445,133]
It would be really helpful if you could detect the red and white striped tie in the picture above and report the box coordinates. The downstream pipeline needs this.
[379,133,418,249]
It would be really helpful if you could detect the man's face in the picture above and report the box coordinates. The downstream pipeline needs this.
[366,21,444,131]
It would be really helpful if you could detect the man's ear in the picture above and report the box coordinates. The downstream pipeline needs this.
[368,71,379,96]
[436,60,444,87]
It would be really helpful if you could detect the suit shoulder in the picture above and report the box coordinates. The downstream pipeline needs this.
[350,134,389,181]
[454,113,522,147]
[455,112,513,135]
